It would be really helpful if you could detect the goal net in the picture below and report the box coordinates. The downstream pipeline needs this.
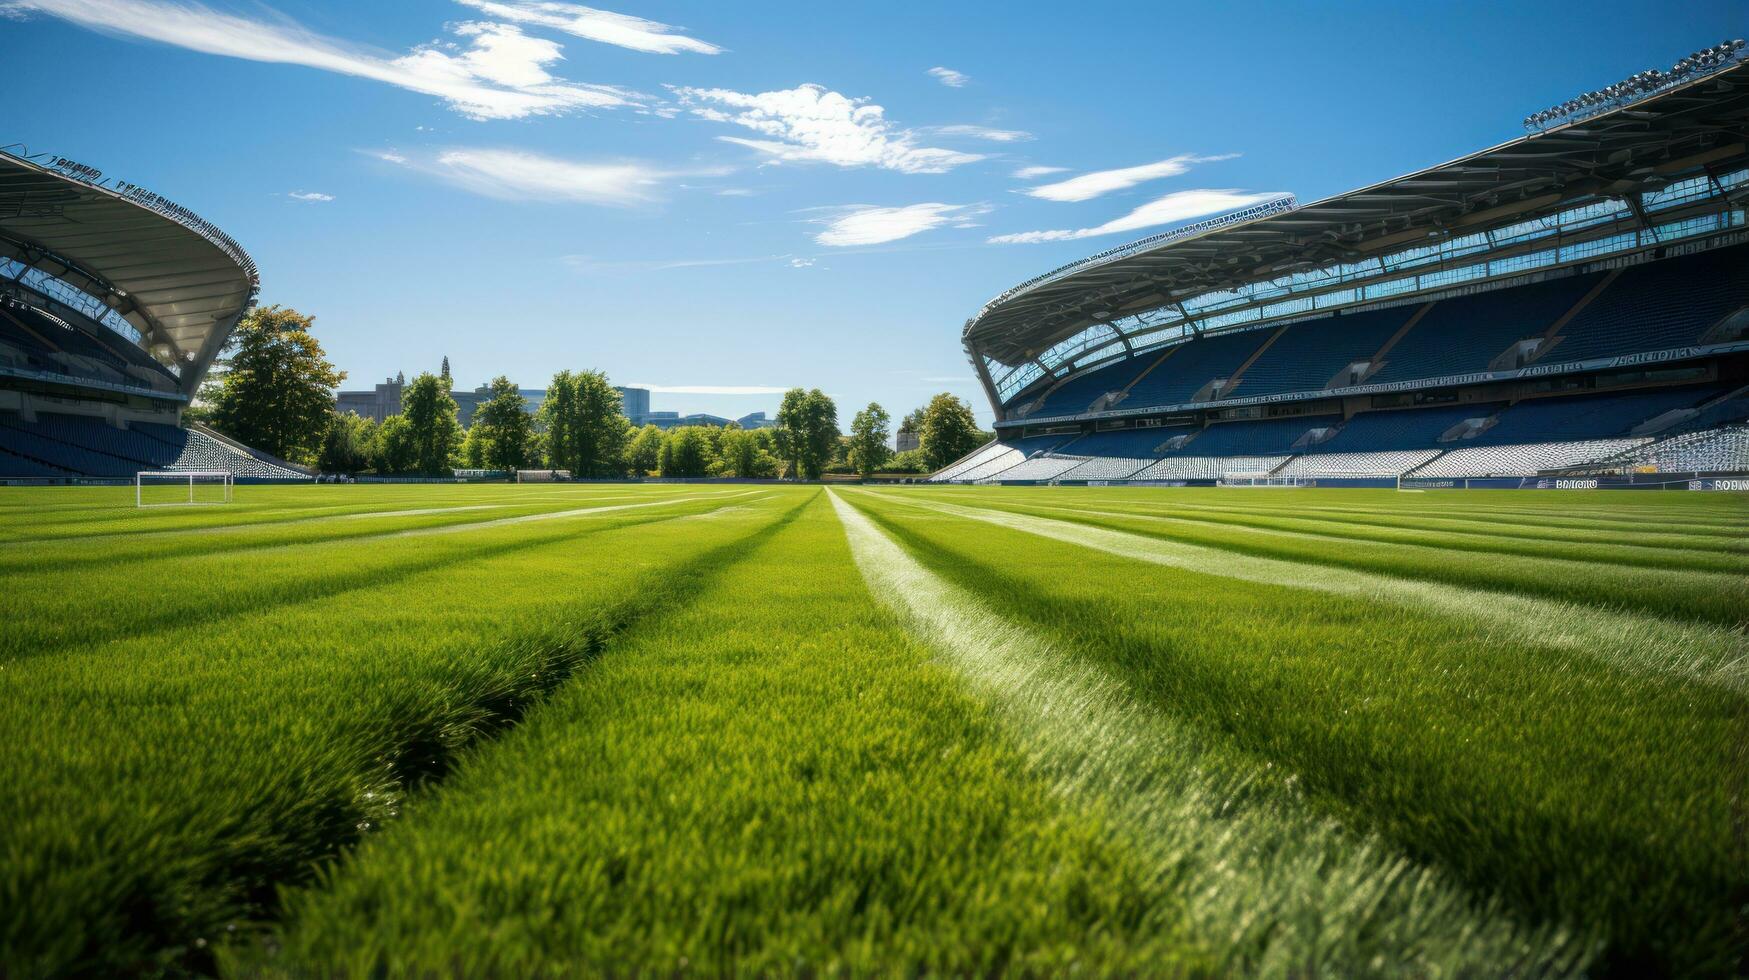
[137,470,234,507]
[1218,472,1305,487]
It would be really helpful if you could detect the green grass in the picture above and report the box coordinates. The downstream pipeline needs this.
[1,482,1742,976]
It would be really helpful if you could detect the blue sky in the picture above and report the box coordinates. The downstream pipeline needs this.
[3,1,1742,425]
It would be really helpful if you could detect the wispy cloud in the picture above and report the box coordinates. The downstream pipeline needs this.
[5,0,637,120]
[623,384,791,395]
[561,253,798,273]
[789,257,815,268]
[286,190,334,202]
[988,189,1286,244]
[454,0,720,55]
[813,203,988,247]
[1013,165,1068,179]
[376,147,673,205]
[927,66,969,87]
[1022,153,1238,202]
[927,124,1032,142]
[670,83,984,174]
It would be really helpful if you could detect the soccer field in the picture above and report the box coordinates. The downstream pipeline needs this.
[3,483,1744,975]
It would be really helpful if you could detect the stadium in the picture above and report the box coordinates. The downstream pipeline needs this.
[2,14,1746,980]
[941,53,1749,488]
[0,149,311,483]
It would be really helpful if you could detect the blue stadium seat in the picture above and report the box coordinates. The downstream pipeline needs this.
[1544,245,1749,363]
[1366,273,1604,384]
[1475,386,1720,445]
[1026,358,1146,417]
[1121,330,1271,407]
[1229,307,1414,397]
[1178,414,1339,456]
[1311,403,1502,453]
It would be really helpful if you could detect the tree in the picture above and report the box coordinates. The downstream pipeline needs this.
[773,387,839,480]
[472,375,532,472]
[625,424,664,476]
[659,426,713,478]
[204,305,345,465]
[715,426,779,478]
[318,411,375,474]
[460,422,491,469]
[847,402,892,477]
[401,372,462,474]
[539,369,629,477]
[918,392,984,471]
[373,414,416,474]
[538,371,578,472]
[879,448,928,474]
[440,355,451,386]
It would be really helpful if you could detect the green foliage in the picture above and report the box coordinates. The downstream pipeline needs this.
[317,411,375,475]
[916,392,983,471]
[473,376,533,472]
[400,372,462,475]
[878,448,929,474]
[773,387,839,480]
[539,370,629,477]
[658,426,713,478]
[205,305,345,466]
[625,424,664,476]
[371,414,416,475]
[847,402,893,477]
[714,426,779,478]
[459,422,490,469]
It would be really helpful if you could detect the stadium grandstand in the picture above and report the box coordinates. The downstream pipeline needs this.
[0,146,308,482]
[939,42,1749,489]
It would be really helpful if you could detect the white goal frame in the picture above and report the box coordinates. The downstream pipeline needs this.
[136,470,234,507]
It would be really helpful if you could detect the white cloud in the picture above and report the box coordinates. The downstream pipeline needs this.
[454,0,720,55]
[1023,153,1238,202]
[928,124,1031,142]
[813,203,986,247]
[715,187,756,197]
[789,257,815,268]
[671,83,984,174]
[1013,165,1068,179]
[6,0,637,120]
[927,66,969,87]
[381,147,668,205]
[623,384,790,395]
[988,189,1287,244]
[287,190,334,202]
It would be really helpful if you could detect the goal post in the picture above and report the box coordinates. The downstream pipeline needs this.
[136,470,234,507]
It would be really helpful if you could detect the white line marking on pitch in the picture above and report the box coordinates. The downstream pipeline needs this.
[826,490,1557,969]
[854,490,1749,694]
[392,490,765,537]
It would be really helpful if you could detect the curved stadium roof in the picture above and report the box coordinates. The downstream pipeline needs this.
[0,148,258,396]
[965,58,1749,385]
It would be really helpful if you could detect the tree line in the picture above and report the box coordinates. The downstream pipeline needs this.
[195,306,992,479]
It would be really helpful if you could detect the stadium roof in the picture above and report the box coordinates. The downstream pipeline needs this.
[0,148,259,395]
[965,59,1749,369]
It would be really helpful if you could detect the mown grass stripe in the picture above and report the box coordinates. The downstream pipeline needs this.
[828,491,1582,974]
[959,491,1748,551]
[865,491,1749,693]
[1,494,764,659]
[927,497,1747,628]
[0,490,812,976]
